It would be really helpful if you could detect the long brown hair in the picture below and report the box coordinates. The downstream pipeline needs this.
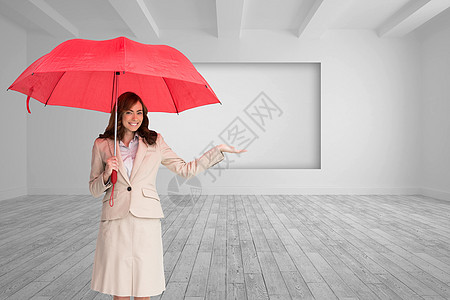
[98,91,157,146]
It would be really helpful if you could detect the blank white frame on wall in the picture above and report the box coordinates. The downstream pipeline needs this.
[193,62,321,169]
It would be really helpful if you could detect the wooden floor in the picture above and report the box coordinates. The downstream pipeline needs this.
[0,194,449,300]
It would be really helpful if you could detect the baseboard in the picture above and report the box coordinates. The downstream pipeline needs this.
[27,187,89,195]
[419,187,450,202]
[8,187,447,202]
[0,186,27,201]
[25,186,421,195]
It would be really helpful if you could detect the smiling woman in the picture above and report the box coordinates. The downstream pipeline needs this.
[89,91,246,299]
[92,92,163,299]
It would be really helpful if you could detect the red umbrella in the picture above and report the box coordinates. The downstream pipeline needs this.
[8,36,221,206]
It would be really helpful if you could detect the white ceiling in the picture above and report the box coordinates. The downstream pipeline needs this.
[1,0,449,41]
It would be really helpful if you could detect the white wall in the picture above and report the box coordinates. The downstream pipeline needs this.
[416,8,450,201]
[0,16,27,201]
[20,29,423,197]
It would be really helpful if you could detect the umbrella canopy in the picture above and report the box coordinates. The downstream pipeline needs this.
[8,36,220,114]
[8,36,222,207]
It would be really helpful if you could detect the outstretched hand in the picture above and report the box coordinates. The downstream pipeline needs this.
[219,144,248,154]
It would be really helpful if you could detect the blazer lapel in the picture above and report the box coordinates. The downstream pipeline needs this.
[129,136,148,182]
[107,138,132,186]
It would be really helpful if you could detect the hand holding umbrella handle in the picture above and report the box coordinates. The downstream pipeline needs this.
[105,156,119,207]
[111,169,118,184]
[109,170,117,207]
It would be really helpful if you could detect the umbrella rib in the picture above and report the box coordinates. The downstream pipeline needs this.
[162,77,179,115]
[44,71,66,107]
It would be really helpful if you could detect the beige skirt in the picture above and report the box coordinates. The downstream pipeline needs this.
[91,211,166,297]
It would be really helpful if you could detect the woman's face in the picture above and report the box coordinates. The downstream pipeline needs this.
[122,101,144,134]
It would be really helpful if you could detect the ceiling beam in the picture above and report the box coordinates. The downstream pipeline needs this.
[28,0,79,37]
[108,0,159,42]
[0,0,79,37]
[377,0,450,37]
[297,0,351,39]
[297,0,324,38]
[216,0,245,39]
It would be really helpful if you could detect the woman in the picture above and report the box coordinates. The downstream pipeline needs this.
[89,92,246,300]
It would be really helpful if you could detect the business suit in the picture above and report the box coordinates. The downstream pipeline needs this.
[89,132,225,220]
[89,132,225,296]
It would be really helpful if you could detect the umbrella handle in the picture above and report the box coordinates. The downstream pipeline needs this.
[109,170,118,207]
[111,169,117,184]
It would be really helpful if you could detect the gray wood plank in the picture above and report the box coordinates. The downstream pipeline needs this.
[227,245,244,284]
[244,273,269,300]
[307,282,339,300]
[185,251,212,297]
[226,282,246,300]
[280,271,314,300]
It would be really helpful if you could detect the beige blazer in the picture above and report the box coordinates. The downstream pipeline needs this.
[89,133,224,220]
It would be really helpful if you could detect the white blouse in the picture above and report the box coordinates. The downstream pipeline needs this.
[118,132,139,179]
